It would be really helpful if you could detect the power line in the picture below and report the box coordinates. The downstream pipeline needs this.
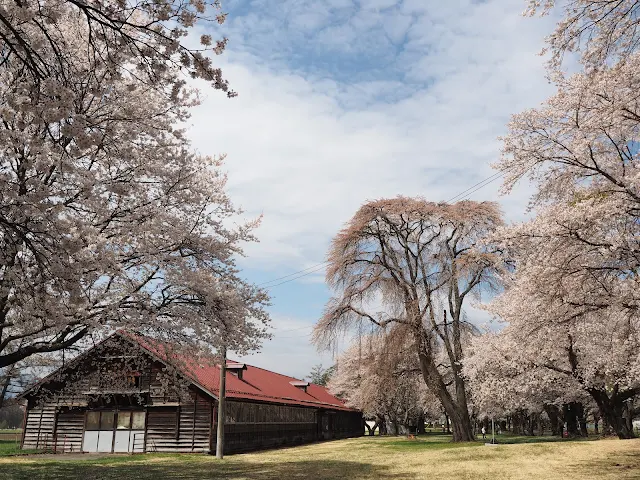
[450,171,507,203]
[445,171,504,203]
[255,168,509,290]
[257,261,329,287]
[274,324,313,333]
[276,332,314,339]
[261,263,328,290]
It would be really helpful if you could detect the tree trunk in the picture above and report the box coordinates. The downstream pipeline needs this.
[416,316,474,442]
[417,344,473,441]
[589,389,636,439]
[416,413,425,434]
[512,411,522,435]
[593,411,600,435]
[0,375,11,410]
[563,403,580,436]
[365,422,373,436]
[526,413,535,436]
[378,418,388,436]
[391,419,399,436]
[543,404,562,436]
[537,414,543,436]
[576,403,588,437]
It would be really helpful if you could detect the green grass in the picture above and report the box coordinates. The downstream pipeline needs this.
[381,434,483,451]
[0,435,638,480]
[0,440,27,456]
[0,429,21,434]
[377,432,595,451]
[491,432,598,444]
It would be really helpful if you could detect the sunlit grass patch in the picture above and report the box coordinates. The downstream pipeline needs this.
[0,435,638,480]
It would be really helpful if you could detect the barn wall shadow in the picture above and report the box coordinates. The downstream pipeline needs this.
[0,458,406,480]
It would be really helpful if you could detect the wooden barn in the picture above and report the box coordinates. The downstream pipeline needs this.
[18,331,363,454]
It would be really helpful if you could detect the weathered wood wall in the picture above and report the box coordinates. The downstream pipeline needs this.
[214,401,362,454]
[22,406,56,450]
[146,390,212,453]
[54,409,85,452]
[332,411,364,439]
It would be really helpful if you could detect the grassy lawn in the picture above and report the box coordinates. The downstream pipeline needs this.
[0,440,28,456]
[0,434,638,480]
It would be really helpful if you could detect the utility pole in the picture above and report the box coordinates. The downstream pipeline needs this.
[216,344,227,459]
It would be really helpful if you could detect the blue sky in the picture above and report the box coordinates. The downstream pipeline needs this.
[186,0,558,379]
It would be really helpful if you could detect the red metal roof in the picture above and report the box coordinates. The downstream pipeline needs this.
[120,332,356,412]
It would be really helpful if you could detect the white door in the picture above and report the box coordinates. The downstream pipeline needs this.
[83,410,145,453]
[115,411,146,452]
[129,430,145,452]
[113,430,130,452]
[82,431,99,452]
[97,431,114,452]
[82,430,114,452]
[82,411,115,453]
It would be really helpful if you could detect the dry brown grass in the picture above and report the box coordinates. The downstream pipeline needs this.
[0,435,639,479]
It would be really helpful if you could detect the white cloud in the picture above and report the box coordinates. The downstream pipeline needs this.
[185,0,558,371]
[232,315,331,379]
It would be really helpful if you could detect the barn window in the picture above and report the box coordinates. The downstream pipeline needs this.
[100,411,115,430]
[117,412,131,429]
[86,411,101,430]
[126,372,141,388]
[85,411,145,431]
[131,411,145,430]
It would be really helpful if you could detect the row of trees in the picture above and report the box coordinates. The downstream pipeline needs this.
[315,0,640,441]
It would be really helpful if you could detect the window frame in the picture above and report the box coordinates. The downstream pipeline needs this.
[84,410,146,432]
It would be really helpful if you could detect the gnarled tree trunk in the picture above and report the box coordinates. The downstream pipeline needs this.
[589,388,636,439]
[418,340,473,442]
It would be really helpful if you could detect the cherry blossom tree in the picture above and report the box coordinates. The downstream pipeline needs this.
[314,197,504,442]
[0,353,58,408]
[0,0,234,96]
[327,331,434,436]
[464,327,596,437]
[527,0,640,70]
[475,277,640,439]
[479,0,640,441]
[495,55,640,337]
[0,14,270,370]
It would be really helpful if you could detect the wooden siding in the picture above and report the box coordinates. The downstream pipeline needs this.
[214,401,362,454]
[335,411,364,438]
[54,410,85,453]
[218,421,319,453]
[145,390,212,453]
[22,406,56,450]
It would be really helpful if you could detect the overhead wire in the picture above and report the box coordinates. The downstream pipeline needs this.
[256,261,330,287]
[257,168,510,292]
[445,170,505,203]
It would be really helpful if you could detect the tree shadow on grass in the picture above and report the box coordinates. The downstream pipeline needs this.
[494,434,598,445]
[565,450,640,480]
[0,458,407,480]
[374,434,482,452]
